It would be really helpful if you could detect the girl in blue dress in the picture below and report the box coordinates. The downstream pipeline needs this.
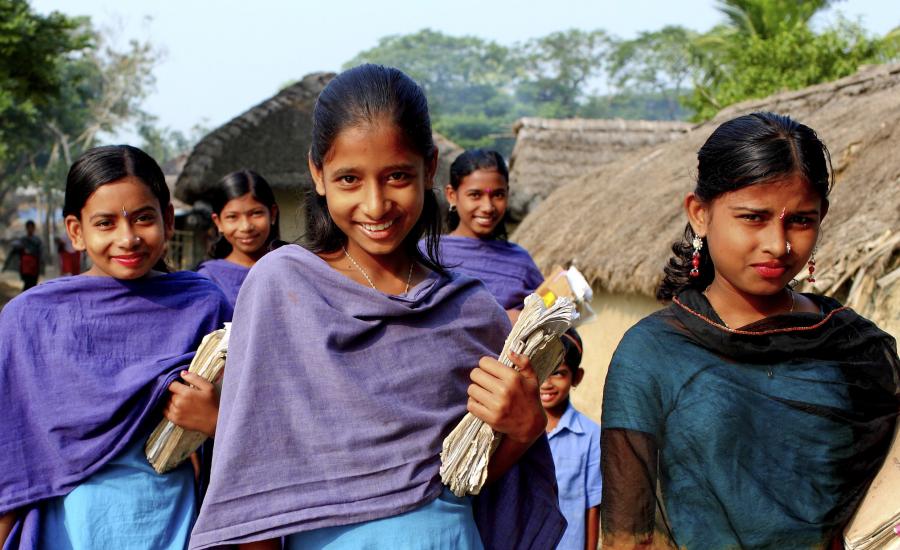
[190,65,564,550]
[0,145,231,549]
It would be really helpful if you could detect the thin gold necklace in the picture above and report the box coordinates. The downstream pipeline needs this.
[342,246,414,294]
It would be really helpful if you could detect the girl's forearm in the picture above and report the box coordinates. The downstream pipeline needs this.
[1,510,16,546]
[586,506,600,550]
[485,433,538,484]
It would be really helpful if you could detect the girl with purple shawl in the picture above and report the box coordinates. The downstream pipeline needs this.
[190,65,565,549]
[196,170,280,309]
[432,150,543,318]
[0,146,231,550]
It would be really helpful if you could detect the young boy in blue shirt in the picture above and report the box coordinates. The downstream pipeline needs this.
[541,328,601,550]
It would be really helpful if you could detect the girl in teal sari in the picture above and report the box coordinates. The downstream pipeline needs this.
[601,112,899,549]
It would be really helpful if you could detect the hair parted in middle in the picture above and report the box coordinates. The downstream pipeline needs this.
[64,144,172,273]
[446,149,511,239]
[657,111,833,301]
[305,63,444,274]
[207,169,280,259]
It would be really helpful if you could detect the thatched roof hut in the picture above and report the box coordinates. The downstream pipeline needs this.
[507,117,692,221]
[514,63,900,338]
[174,72,464,241]
[175,73,332,206]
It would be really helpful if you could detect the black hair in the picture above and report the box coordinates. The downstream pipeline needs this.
[446,149,511,240]
[25,220,36,228]
[305,64,444,274]
[560,328,583,370]
[63,145,172,273]
[207,170,280,259]
[657,112,833,301]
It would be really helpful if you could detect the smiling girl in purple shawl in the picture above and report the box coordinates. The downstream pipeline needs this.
[196,170,280,309]
[0,146,231,549]
[431,150,544,319]
[189,65,565,550]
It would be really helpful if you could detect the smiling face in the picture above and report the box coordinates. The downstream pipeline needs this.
[540,362,583,413]
[211,192,276,265]
[65,176,173,279]
[446,169,508,239]
[308,120,434,265]
[687,174,826,298]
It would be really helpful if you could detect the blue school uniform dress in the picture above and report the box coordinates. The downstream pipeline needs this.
[547,401,602,550]
[0,273,231,550]
[39,432,196,550]
[285,488,482,550]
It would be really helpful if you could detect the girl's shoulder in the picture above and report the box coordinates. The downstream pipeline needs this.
[611,306,686,364]
[197,259,250,274]
[247,244,318,281]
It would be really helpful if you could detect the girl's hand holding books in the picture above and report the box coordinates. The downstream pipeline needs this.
[163,371,220,438]
[467,351,546,445]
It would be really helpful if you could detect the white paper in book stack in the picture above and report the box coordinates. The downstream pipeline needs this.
[145,323,231,474]
[440,294,577,497]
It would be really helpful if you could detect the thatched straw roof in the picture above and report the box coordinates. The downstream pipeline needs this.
[507,117,692,220]
[514,63,900,335]
[175,73,331,204]
[174,72,463,205]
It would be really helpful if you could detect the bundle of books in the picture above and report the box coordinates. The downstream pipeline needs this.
[145,323,230,474]
[440,294,576,497]
[844,425,900,549]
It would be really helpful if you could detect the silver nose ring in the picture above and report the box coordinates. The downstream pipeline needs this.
[786,241,792,254]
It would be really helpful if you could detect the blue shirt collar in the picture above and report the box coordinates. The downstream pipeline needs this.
[548,400,584,438]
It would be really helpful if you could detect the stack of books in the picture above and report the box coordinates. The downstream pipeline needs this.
[145,323,230,474]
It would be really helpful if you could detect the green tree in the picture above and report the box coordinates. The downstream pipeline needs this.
[344,29,519,151]
[0,5,159,242]
[0,0,89,204]
[687,0,899,120]
[608,26,697,119]
[516,29,610,118]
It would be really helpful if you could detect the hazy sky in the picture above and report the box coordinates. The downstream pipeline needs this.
[30,0,900,141]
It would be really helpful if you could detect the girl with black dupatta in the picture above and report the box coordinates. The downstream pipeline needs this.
[600,112,899,549]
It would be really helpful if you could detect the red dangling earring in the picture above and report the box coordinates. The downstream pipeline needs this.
[690,235,703,278]
[806,247,817,283]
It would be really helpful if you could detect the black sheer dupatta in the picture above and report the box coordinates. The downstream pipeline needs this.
[600,289,900,549]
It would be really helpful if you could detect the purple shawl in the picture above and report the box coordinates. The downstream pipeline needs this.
[197,259,251,310]
[190,245,565,549]
[430,236,544,310]
[0,272,231,543]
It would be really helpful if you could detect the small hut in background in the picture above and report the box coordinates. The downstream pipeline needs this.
[513,63,900,423]
[507,117,692,221]
[173,72,463,268]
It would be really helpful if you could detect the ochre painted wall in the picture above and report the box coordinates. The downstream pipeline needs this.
[569,290,661,425]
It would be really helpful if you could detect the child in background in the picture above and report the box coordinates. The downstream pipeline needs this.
[189,64,565,550]
[197,170,280,309]
[542,328,601,550]
[432,149,543,321]
[2,220,44,290]
[0,145,230,549]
